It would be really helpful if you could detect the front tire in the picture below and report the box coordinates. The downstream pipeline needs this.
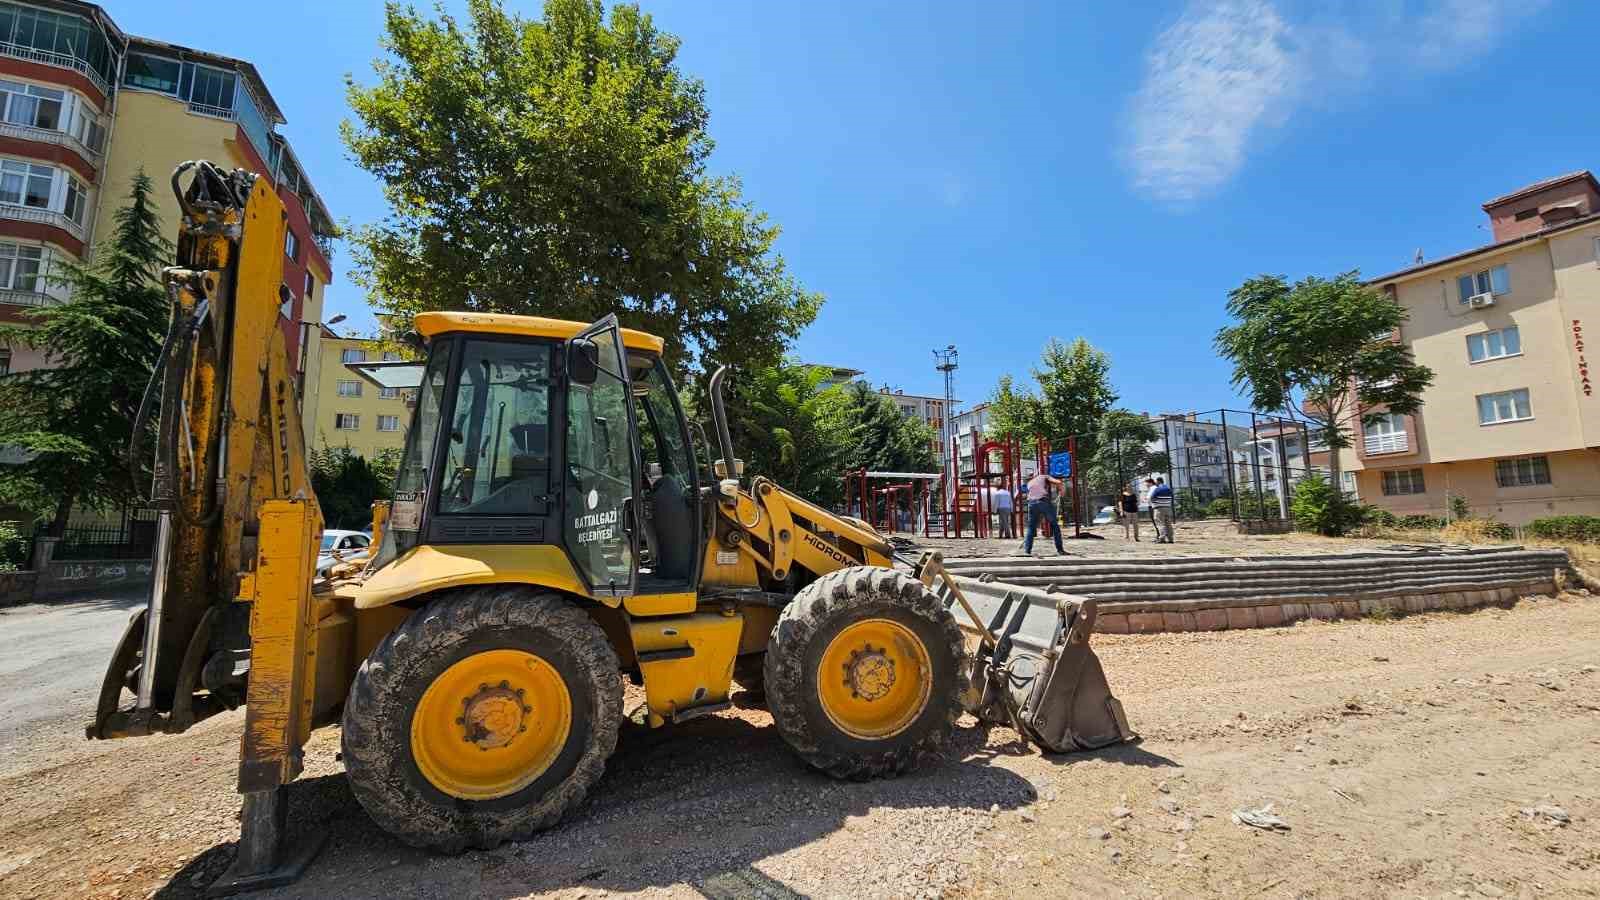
[341,587,621,852]
[764,567,962,779]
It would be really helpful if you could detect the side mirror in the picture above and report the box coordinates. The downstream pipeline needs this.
[568,338,599,386]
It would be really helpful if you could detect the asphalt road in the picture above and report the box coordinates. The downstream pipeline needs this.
[0,589,143,774]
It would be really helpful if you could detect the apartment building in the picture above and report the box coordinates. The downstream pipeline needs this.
[0,1,335,381]
[1353,170,1600,524]
[310,330,411,459]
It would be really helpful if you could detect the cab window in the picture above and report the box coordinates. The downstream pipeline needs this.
[437,340,553,515]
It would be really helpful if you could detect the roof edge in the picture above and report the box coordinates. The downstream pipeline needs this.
[1367,212,1600,285]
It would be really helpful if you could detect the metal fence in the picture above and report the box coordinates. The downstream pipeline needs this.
[1063,409,1326,526]
[52,509,159,561]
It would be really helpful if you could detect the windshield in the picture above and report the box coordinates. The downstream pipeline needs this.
[437,340,553,514]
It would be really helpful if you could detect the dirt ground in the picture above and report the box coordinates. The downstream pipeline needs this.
[3,581,1597,899]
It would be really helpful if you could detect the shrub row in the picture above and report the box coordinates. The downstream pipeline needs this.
[1527,515,1600,543]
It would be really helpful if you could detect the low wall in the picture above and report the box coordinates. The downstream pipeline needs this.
[33,558,153,600]
[945,546,1571,634]
[0,569,38,607]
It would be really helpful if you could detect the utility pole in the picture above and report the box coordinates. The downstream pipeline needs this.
[933,345,958,508]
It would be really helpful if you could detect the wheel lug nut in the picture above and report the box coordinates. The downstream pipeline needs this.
[500,680,510,689]
[455,717,464,725]
[515,688,525,697]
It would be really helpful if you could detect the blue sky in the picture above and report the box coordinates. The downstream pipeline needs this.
[106,0,1597,416]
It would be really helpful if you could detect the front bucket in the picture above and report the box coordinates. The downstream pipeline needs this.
[916,554,1134,752]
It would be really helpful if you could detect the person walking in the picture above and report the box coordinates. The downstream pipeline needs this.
[1022,470,1067,556]
[1118,486,1140,541]
[993,483,1014,539]
[1148,476,1175,543]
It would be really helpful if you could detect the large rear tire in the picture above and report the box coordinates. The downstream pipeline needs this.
[341,587,620,852]
[764,566,962,779]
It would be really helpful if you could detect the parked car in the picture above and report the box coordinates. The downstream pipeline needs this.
[1091,505,1117,526]
[316,529,372,578]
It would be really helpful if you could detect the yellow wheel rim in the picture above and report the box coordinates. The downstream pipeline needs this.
[410,649,572,801]
[817,618,933,740]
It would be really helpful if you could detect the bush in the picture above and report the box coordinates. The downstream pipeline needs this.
[1291,474,1365,536]
[1362,506,1397,527]
[0,521,25,571]
[1442,517,1513,544]
[1206,497,1233,518]
[1527,515,1600,543]
[1396,514,1446,530]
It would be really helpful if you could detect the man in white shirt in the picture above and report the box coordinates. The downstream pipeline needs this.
[992,484,1014,538]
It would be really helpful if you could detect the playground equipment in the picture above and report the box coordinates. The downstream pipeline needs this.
[841,469,942,535]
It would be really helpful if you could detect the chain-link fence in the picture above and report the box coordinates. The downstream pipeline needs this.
[1062,409,1326,527]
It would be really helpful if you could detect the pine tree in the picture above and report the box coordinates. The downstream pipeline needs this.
[0,170,172,534]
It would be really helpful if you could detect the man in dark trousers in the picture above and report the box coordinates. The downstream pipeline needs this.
[1148,476,1175,543]
[1021,470,1067,556]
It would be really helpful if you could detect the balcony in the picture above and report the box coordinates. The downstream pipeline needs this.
[1364,431,1409,455]
[0,40,109,96]
[0,202,85,241]
[0,286,55,307]
[0,120,100,163]
[187,100,236,121]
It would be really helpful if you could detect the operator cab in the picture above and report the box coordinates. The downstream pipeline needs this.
[370,312,702,602]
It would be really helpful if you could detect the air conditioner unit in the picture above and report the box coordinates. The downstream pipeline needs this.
[1468,292,1496,309]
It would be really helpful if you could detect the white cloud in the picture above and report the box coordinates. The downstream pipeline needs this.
[1123,0,1549,204]
[1126,0,1299,204]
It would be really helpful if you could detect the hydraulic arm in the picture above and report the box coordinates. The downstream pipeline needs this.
[86,162,327,891]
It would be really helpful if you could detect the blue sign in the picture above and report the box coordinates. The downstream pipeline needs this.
[1048,450,1072,478]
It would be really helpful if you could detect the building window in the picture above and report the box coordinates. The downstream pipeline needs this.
[377,415,401,432]
[0,79,62,130]
[334,413,359,430]
[336,380,361,398]
[284,229,299,261]
[124,52,181,94]
[1380,468,1426,496]
[340,348,365,364]
[184,63,236,112]
[0,159,52,209]
[0,242,44,292]
[0,347,9,375]
[1513,208,1538,221]
[382,351,401,361]
[304,271,315,299]
[1477,388,1532,425]
[1363,412,1408,454]
[1495,456,1551,488]
[379,386,401,400]
[1457,264,1509,303]
[1467,326,1520,362]
[63,174,85,225]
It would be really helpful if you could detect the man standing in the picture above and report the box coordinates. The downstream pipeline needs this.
[1148,476,1175,543]
[993,482,1014,539]
[1022,470,1066,556]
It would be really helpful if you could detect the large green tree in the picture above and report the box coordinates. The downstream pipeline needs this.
[724,363,850,507]
[1214,272,1433,486]
[819,383,940,476]
[344,0,821,374]
[988,337,1118,447]
[0,171,170,535]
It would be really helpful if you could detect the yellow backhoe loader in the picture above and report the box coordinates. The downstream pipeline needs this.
[86,162,1131,895]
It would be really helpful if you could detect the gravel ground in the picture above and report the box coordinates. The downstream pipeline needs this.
[3,583,1597,899]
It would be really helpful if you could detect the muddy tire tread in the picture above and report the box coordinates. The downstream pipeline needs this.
[341,587,620,852]
[763,566,963,780]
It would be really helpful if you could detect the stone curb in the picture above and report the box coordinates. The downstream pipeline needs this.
[1094,579,1555,635]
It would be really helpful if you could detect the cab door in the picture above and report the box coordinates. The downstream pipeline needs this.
[562,316,642,599]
